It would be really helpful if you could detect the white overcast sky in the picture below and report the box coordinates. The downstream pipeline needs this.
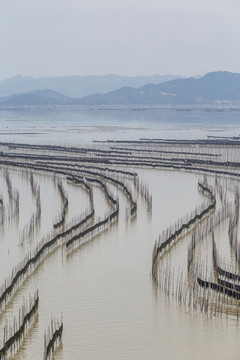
[0,0,240,80]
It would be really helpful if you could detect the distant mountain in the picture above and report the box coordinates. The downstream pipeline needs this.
[0,74,182,98]
[75,71,240,105]
[1,71,240,106]
[0,89,71,105]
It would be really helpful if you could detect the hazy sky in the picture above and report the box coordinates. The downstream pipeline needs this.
[0,0,240,80]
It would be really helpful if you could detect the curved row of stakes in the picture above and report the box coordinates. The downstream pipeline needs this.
[0,138,240,357]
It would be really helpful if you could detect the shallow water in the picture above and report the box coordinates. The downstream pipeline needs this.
[0,166,239,359]
[0,107,240,359]
[1,106,240,144]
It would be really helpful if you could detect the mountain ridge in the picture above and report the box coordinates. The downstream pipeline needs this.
[0,71,240,106]
[0,89,71,105]
[0,74,182,98]
[75,71,240,105]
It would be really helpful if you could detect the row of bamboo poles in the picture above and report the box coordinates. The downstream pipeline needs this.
[3,139,240,180]
[0,288,63,360]
[43,317,63,360]
[53,181,69,229]
[152,181,216,283]
[0,290,39,359]
[154,172,240,319]
[0,145,142,358]
[3,138,240,356]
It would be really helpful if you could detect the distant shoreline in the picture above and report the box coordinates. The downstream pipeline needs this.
[1,104,240,111]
